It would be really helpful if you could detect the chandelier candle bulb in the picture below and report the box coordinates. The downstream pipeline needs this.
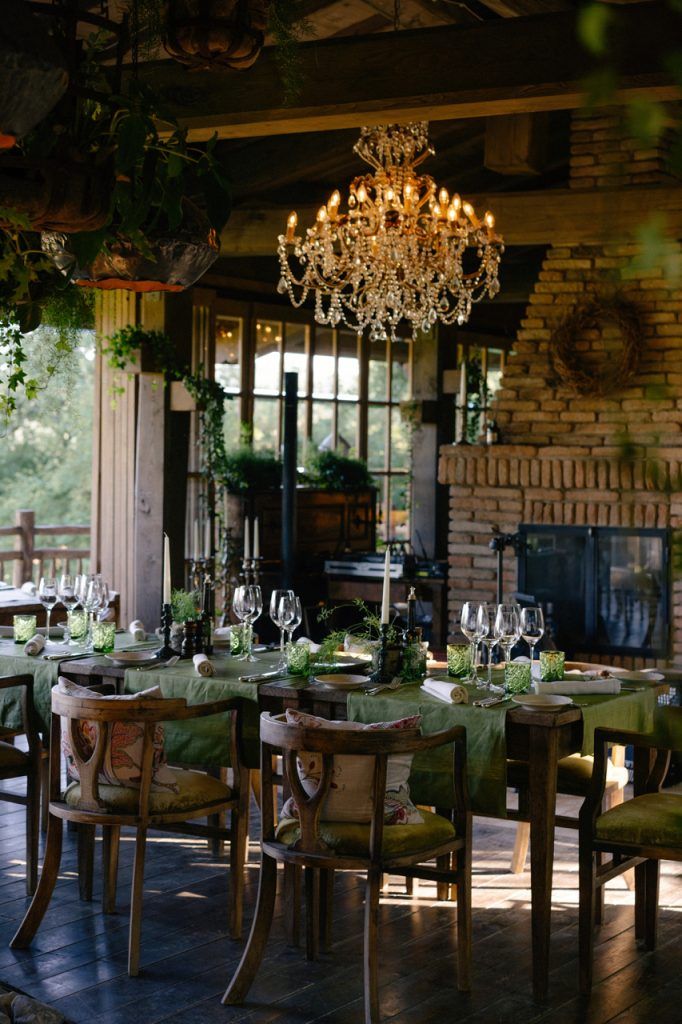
[286,212,297,242]
[439,187,449,208]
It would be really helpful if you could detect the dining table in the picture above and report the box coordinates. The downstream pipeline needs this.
[0,636,673,1000]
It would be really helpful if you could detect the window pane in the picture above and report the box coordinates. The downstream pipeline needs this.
[283,323,309,397]
[389,476,410,541]
[373,475,388,544]
[337,331,359,399]
[368,341,387,400]
[254,320,281,394]
[337,402,358,455]
[313,328,335,398]
[390,406,410,470]
[222,395,241,447]
[215,317,242,392]
[487,349,504,399]
[367,405,387,470]
[253,397,280,450]
[391,340,411,401]
[312,401,333,449]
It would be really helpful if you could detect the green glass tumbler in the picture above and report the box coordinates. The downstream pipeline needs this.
[286,641,311,676]
[67,610,88,641]
[447,643,472,679]
[230,623,251,656]
[401,642,427,683]
[539,650,565,682]
[13,615,36,643]
[504,661,532,694]
[92,620,116,653]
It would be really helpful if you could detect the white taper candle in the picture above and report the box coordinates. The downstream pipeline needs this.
[163,533,171,605]
[380,547,391,625]
[244,516,251,561]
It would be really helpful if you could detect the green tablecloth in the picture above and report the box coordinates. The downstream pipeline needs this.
[0,645,59,733]
[348,683,658,817]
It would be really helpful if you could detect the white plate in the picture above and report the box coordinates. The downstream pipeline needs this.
[603,668,665,683]
[314,674,368,691]
[313,658,368,673]
[105,650,160,667]
[511,693,573,710]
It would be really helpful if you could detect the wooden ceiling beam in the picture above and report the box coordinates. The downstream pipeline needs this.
[220,185,682,254]
[138,3,680,140]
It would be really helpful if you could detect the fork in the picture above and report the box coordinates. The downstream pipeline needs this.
[365,679,402,696]
[137,656,180,672]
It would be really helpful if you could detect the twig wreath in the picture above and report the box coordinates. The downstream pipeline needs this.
[550,294,644,396]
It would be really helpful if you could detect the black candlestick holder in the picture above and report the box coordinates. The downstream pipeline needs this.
[369,624,403,687]
[241,557,254,584]
[155,602,175,660]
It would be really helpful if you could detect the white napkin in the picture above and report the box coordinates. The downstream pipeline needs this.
[193,653,215,677]
[129,620,146,643]
[24,634,45,656]
[296,636,321,654]
[537,678,621,695]
[344,636,373,656]
[20,582,36,595]
[421,679,468,704]
[214,626,231,639]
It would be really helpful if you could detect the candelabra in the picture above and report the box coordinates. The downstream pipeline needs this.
[368,624,403,687]
[155,603,175,660]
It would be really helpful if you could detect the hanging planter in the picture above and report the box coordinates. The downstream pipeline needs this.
[0,1,68,149]
[163,0,270,70]
[0,156,111,232]
[42,201,221,292]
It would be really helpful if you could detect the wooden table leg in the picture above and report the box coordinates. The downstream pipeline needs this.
[528,724,559,1002]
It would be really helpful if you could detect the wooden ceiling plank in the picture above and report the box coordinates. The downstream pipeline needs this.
[137,3,680,140]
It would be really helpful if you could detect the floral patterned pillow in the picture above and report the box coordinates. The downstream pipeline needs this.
[57,678,179,793]
[280,708,422,825]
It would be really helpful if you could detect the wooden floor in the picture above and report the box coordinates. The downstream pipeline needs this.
[0,782,680,1024]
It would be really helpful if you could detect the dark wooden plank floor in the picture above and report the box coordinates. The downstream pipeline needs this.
[0,779,680,1024]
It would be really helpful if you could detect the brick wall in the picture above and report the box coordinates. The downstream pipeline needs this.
[438,108,682,665]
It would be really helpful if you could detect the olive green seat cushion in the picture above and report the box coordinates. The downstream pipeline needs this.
[275,809,456,859]
[0,741,30,770]
[596,793,682,848]
[64,768,231,816]
[508,753,628,798]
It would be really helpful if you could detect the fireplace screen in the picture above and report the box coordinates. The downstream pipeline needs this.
[517,525,670,658]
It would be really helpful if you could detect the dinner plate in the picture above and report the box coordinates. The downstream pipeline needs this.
[105,650,160,667]
[314,674,368,690]
[313,658,368,673]
[511,693,573,710]
[600,667,665,683]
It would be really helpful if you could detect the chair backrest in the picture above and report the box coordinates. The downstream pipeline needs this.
[259,712,468,861]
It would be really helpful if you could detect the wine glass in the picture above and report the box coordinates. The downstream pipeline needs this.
[476,603,500,691]
[58,574,78,645]
[460,601,486,683]
[520,606,545,671]
[280,595,303,647]
[232,585,262,662]
[494,603,521,669]
[77,573,97,647]
[96,578,111,622]
[38,577,58,643]
[270,588,294,668]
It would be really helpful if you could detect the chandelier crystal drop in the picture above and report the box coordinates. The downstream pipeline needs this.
[276,122,504,342]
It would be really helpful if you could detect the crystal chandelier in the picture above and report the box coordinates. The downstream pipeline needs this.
[276,122,504,342]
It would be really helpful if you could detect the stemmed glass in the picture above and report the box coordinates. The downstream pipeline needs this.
[520,606,545,673]
[58,574,78,644]
[232,585,263,662]
[270,588,294,669]
[460,601,486,683]
[476,603,500,691]
[38,577,58,643]
[96,577,111,621]
[279,594,303,649]
[494,603,521,668]
[76,573,96,647]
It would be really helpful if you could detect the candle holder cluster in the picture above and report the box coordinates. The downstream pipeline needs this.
[368,625,404,687]
[241,557,263,586]
[155,603,176,660]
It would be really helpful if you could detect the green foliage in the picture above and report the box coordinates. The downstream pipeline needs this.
[220,447,282,494]
[302,450,374,491]
[171,588,201,623]
[315,598,400,662]
[465,354,491,443]
[269,0,311,103]
[577,3,613,56]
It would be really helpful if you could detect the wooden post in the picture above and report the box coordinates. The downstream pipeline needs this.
[282,372,298,590]
[13,510,34,587]
[133,373,165,628]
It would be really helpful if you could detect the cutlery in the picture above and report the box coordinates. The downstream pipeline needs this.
[472,695,510,708]
[239,669,288,683]
[137,656,180,672]
[42,651,93,662]
[365,679,402,696]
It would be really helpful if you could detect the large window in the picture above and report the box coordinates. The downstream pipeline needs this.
[211,299,413,546]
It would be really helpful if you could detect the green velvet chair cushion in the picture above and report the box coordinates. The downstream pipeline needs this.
[275,809,456,858]
[508,754,628,797]
[596,793,682,849]
[0,741,29,770]
[64,768,231,816]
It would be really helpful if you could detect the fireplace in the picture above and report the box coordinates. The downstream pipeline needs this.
[517,525,670,659]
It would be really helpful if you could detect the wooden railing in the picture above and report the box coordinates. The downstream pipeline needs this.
[0,510,90,586]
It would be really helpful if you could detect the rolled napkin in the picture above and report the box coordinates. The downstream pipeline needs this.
[537,678,621,695]
[20,581,36,595]
[129,619,146,642]
[296,636,321,654]
[193,653,215,677]
[24,634,46,657]
[421,678,469,704]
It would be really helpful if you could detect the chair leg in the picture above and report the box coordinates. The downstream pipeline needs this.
[455,846,472,992]
[305,867,320,961]
[579,849,596,997]
[128,826,147,977]
[634,861,647,942]
[222,853,278,1005]
[643,859,660,951]
[77,824,96,901]
[363,868,382,1024]
[25,769,40,896]
[319,869,334,953]
[229,800,248,940]
[102,826,120,914]
[436,854,451,901]
[284,863,301,947]
[594,851,604,926]
[39,754,49,834]
[11,814,64,948]
[510,821,530,874]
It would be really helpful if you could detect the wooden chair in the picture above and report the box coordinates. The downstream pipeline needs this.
[0,675,41,895]
[223,713,472,1023]
[11,685,250,975]
[578,707,682,995]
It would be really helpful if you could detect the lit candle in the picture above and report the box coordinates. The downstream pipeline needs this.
[286,211,297,242]
[244,516,251,562]
[253,516,260,560]
[380,547,391,625]
[163,534,171,606]
[204,518,212,558]
[459,358,468,425]
[193,519,199,562]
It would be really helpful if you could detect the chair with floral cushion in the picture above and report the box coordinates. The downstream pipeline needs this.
[11,678,250,976]
[223,710,471,1023]
[578,706,682,995]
